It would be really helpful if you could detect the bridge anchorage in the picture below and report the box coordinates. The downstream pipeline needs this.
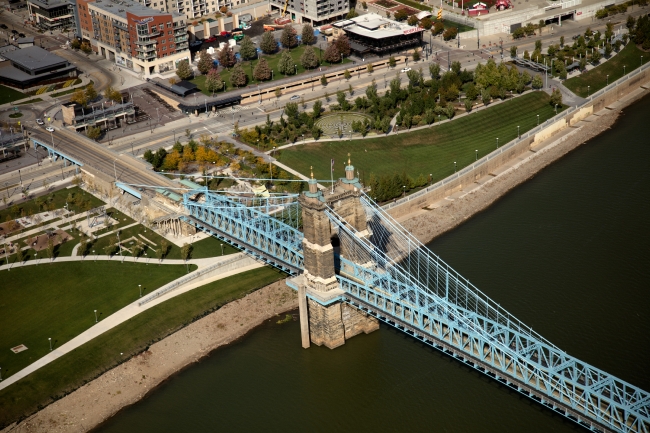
[172,157,648,433]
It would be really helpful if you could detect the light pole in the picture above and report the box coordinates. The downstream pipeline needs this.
[94,309,98,323]
[475,149,478,160]
[587,85,590,97]
[606,75,609,86]
[294,64,297,75]
[402,185,405,197]
[555,104,558,114]
[537,114,539,126]
[139,284,142,297]
[454,161,457,173]
[517,125,520,138]
[623,65,626,75]
[93,249,96,262]
[48,337,52,351]
[220,243,224,255]
[496,137,499,148]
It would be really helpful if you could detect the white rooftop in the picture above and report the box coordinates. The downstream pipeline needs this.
[333,13,423,39]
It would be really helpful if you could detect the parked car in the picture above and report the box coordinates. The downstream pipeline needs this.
[0,24,7,29]
[220,31,231,37]
[401,67,412,72]
[18,33,25,38]
[290,95,301,101]
[205,36,217,43]
[45,126,55,132]
[36,118,44,125]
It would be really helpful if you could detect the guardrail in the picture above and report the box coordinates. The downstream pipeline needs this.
[383,60,650,212]
[137,254,249,306]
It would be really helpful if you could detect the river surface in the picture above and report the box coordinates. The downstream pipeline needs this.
[95,96,650,432]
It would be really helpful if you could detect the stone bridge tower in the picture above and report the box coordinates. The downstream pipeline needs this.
[290,157,379,349]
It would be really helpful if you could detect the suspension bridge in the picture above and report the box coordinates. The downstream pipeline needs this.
[132,160,648,433]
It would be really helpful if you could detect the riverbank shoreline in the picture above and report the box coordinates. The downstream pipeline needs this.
[1,281,298,433]
[3,84,649,433]
[401,87,650,245]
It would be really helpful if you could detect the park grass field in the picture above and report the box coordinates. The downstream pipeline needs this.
[0,266,285,428]
[0,262,193,385]
[564,43,645,98]
[280,91,563,186]
[191,45,352,95]
[0,85,26,105]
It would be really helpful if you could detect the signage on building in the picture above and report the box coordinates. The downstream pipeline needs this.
[403,27,423,35]
[132,17,154,24]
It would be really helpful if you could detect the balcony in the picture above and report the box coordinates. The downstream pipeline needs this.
[176,42,189,50]
[112,21,128,31]
[136,44,157,52]
[174,35,188,42]
[136,53,156,61]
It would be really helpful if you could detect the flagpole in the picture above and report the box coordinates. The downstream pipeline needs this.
[330,158,334,194]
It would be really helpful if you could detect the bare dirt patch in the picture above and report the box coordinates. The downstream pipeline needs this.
[23,230,73,252]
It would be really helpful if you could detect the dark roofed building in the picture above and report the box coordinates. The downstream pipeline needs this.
[0,46,77,89]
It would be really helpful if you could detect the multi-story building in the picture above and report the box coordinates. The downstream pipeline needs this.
[77,0,190,76]
[27,0,77,32]
[268,0,349,25]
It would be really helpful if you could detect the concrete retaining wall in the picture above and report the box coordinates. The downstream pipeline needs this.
[383,62,650,220]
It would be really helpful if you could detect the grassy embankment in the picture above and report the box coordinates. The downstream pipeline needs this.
[280,91,563,186]
[0,85,26,105]
[0,266,285,429]
[564,43,646,97]
[191,45,352,95]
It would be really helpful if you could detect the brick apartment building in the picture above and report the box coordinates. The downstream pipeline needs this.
[77,0,190,76]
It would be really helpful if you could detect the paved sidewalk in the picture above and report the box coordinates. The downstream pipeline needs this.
[0,253,261,390]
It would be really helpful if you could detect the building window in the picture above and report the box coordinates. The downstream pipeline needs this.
[153,2,157,5]
[162,45,167,50]
[161,38,166,43]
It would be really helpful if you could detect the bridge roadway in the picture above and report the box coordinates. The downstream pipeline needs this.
[30,127,176,190]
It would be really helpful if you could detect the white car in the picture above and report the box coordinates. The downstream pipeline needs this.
[36,118,44,125]
[242,24,251,30]
[401,67,412,72]
[290,95,301,101]
[46,126,55,132]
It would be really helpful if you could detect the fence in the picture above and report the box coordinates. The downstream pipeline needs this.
[383,60,650,218]
[137,254,255,306]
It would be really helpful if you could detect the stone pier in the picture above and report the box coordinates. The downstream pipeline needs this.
[290,159,379,349]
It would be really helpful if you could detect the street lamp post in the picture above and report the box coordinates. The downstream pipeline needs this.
[139,284,142,297]
[475,149,478,160]
[94,309,98,323]
[402,185,405,197]
[537,114,539,126]
[517,125,520,138]
[496,137,499,148]
[93,249,96,262]
[623,65,626,75]
[606,75,609,86]
[220,243,224,255]
[587,85,590,97]
[49,337,52,351]
[454,161,457,173]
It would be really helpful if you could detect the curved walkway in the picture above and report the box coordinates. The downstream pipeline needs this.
[0,252,262,390]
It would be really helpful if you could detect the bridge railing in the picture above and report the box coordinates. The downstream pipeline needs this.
[326,203,650,433]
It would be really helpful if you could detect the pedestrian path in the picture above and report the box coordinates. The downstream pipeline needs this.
[0,253,262,390]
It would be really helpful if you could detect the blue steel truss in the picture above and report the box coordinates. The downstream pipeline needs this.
[181,186,649,433]
[181,187,304,274]
[324,196,649,433]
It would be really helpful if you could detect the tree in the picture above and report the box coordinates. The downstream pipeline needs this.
[85,83,97,101]
[181,242,193,272]
[334,35,351,57]
[320,74,328,86]
[218,45,236,68]
[71,38,81,50]
[481,88,491,105]
[312,100,322,118]
[464,98,473,112]
[344,69,351,80]
[281,26,297,49]
[176,59,193,80]
[197,49,213,74]
[443,27,458,41]
[346,7,358,19]
[103,86,121,103]
[46,237,55,262]
[429,63,440,79]
[205,68,223,95]
[230,64,247,88]
[412,49,420,62]
[433,21,444,36]
[420,17,432,30]
[87,126,101,141]
[510,46,517,58]
[301,24,315,45]
[275,87,282,98]
[560,36,565,47]
[626,14,636,31]
[324,43,340,63]
[80,42,92,54]
[591,49,601,64]
[278,50,295,76]
[394,9,408,21]
[550,88,562,107]
[261,31,277,54]
[253,58,272,81]
[70,88,88,107]
[79,237,87,257]
[389,56,396,68]
[239,36,256,60]
[579,57,587,71]
[407,15,418,26]
[367,63,374,74]
[532,74,543,89]
[300,45,319,69]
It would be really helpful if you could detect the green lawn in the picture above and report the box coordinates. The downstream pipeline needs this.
[0,85,26,105]
[564,43,645,97]
[280,91,563,186]
[1,187,104,223]
[0,266,286,429]
[191,45,352,95]
[0,262,193,386]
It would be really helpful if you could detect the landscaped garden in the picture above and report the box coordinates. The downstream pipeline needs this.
[0,266,285,428]
[279,91,564,201]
